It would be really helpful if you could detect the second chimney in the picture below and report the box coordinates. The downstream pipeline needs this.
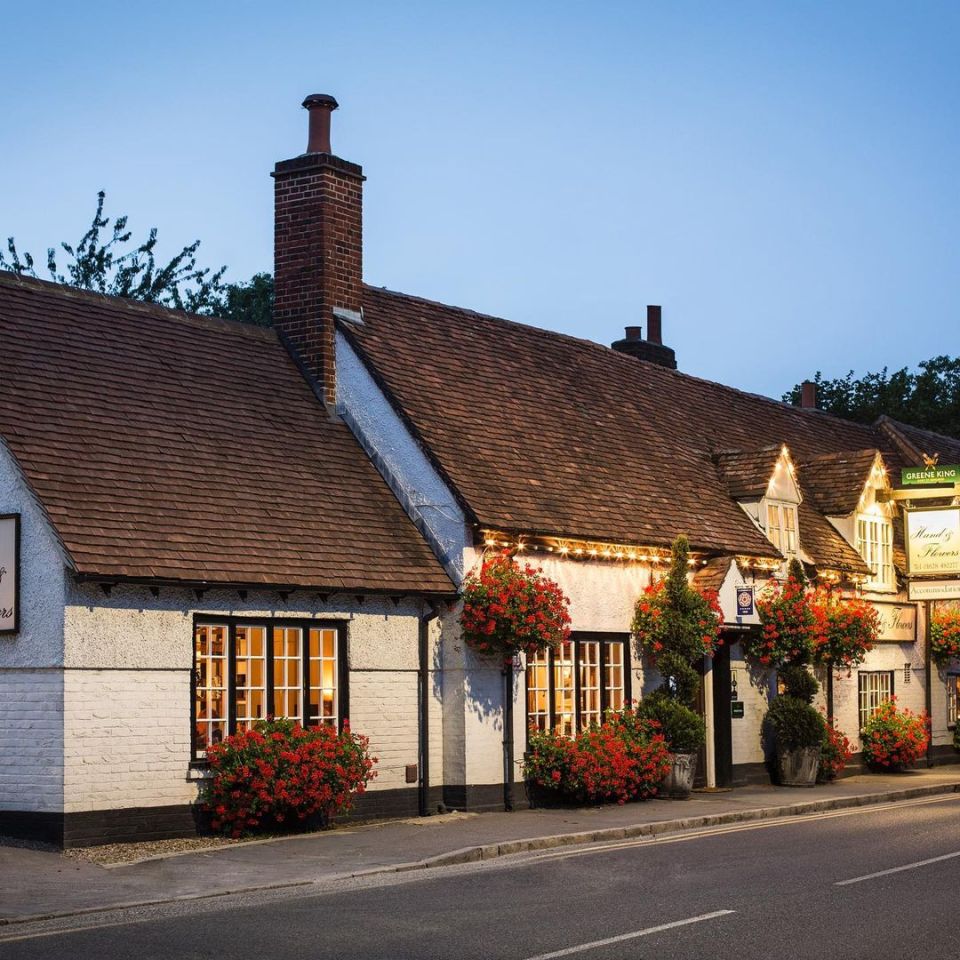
[272,94,364,407]
[611,305,678,369]
[800,380,818,409]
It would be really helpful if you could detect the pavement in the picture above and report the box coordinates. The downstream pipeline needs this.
[2,769,959,925]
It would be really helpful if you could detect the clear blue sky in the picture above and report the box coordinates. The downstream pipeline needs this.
[2,1,957,398]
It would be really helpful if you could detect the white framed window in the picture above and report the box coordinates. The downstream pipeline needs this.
[948,674,960,729]
[525,635,631,737]
[858,670,894,731]
[765,501,798,556]
[193,618,345,759]
[857,517,894,590]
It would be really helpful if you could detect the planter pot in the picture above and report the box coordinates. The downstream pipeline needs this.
[777,746,820,787]
[660,752,698,799]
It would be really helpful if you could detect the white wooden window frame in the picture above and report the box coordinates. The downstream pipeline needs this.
[764,500,799,556]
[857,516,894,591]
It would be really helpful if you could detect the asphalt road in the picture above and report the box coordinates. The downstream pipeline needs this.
[2,794,959,960]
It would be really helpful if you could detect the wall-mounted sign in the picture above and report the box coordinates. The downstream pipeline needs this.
[902,464,960,486]
[908,579,960,601]
[736,586,754,617]
[869,601,918,644]
[0,514,20,635]
[905,506,960,577]
[731,701,745,719]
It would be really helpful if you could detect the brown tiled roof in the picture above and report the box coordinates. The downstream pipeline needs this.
[352,286,914,560]
[877,417,960,480]
[693,556,733,594]
[798,501,872,575]
[799,449,879,516]
[0,273,453,595]
[714,447,783,500]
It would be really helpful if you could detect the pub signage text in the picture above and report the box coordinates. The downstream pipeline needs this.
[901,464,960,487]
[905,506,960,577]
[869,601,917,644]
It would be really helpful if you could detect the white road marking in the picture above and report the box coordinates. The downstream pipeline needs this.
[521,910,735,960]
[835,850,960,886]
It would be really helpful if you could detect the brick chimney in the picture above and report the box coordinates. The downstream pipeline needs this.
[800,380,817,409]
[272,94,364,406]
[611,306,677,369]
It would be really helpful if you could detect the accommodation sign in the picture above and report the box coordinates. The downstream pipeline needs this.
[0,514,19,634]
[869,601,917,644]
[902,464,960,486]
[905,507,960,577]
[908,579,960,602]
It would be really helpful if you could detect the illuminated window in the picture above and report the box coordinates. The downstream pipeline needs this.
[525,635,632,737]
[193,619,345,759]
[765,501,798,556]
[857,517,894,590]
[858,670,894,731]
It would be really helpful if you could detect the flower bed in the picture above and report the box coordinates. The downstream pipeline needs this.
[524,709,671,805]
[810,589,878,671]
[203,718,376,838]
[860,699,929,771]
[460,553,571,662]
[930,607,960,667]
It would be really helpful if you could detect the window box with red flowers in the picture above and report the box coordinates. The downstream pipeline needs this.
[810,588,879,671]
[460,553,571,663]
[930,607,960,668]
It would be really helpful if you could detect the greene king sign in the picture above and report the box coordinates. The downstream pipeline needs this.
[0,514,19,634]
[902,464,960,486]
[905,507,960,577]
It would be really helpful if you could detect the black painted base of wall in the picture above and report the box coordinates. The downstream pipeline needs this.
[0,782,530,848]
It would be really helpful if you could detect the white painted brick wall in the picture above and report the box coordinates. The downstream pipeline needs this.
[0,670,64,811]
[63,669,195,812]
[348,671,420,791]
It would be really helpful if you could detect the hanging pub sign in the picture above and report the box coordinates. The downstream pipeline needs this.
[905,506,960,577]
[0,514,20,635]
[736,586,754,617]
[901,464,960,486]
[869,601,918,644]
[908,579,960,602]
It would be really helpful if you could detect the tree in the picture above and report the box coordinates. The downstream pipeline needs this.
[784,358,960,438]
[1,191,274,325]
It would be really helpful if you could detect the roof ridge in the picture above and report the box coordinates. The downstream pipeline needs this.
[0,269,276,342]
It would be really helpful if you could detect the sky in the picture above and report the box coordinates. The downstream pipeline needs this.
[1,1,958,399]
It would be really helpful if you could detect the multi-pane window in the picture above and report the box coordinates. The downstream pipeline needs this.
[526,635,631,737]
[858,670,894,731]
[947,674,960,729]
[766,502,798,556]
[193,619,345,758]
[857,517,894,590]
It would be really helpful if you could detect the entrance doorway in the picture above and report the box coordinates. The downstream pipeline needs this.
[711,636,734,787]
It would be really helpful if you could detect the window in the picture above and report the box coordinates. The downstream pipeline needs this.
[858,670,894,731]
[526,635,631,737]
[193,618,345,759]
[948,674,960,729]
[765,501,798,556]
[857,517,894,590]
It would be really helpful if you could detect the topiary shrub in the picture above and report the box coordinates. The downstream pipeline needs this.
[636,690,706,753]
[779,664,820,705]
[764,695,827,752]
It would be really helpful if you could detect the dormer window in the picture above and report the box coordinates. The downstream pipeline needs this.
[857,516,894,590]
[766,501,798,556]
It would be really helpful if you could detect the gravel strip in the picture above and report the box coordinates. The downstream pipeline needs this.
[63,835,236,865]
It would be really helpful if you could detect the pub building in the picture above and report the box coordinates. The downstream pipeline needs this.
[1,94,959,845]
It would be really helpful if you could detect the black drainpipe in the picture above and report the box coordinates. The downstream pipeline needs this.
[419,602,439,817]
[503,664,515,811]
